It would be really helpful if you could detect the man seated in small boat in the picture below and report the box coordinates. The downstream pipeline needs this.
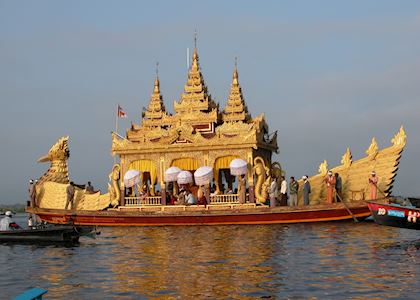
[0,211,21,231]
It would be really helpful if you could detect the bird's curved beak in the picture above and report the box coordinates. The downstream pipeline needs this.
[37,154,50,163]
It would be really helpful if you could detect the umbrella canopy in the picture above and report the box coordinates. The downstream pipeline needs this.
[229,158,248,176]
[194,166,213,186]
[177,170,193,185]
[164,166,182,182]
[124,170,141,188]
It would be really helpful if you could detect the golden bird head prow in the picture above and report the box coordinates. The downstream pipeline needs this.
[38,136,70,163]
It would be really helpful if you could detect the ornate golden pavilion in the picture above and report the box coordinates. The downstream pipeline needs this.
[111,47,278,196]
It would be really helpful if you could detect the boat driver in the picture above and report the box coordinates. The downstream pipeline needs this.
[0,211,21,231]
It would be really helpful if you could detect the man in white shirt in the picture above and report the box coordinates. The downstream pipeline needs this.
[185,191,197,205]
[269,176,278,207]
[0,211,20,231]
[280,176,288,206]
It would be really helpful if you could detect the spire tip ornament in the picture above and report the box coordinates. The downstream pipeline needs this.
[366,137,379,158]
[391,125,407,148]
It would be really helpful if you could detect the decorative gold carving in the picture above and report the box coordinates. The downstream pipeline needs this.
[341,148,352,168]
[35,137,121,211]
[366,137,378,158]
[298,128,407,205]
[391,126,406,148]
[318,160,328,176]
[253,156,269,204]
[108,164,121,208]
[37,136,70,185]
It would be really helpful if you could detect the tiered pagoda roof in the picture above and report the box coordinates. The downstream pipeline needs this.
[142,75,170,128]
[117,45,278,154]
[222,63,251,123]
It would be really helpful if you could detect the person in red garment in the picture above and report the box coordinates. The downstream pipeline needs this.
[324,171,336,204]
[368,171,379,200]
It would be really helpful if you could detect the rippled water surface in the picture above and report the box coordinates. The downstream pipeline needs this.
[1,216,419,299]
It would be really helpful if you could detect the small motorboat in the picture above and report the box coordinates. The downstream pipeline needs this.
[368,197,420,230]
[0,225,87,244]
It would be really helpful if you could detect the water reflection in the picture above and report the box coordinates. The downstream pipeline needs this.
[1,221,418,299]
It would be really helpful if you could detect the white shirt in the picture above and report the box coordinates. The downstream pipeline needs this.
[0,216,13,231]
[280,180,287,194]
[269,180,278,197]
[186,193,197,204]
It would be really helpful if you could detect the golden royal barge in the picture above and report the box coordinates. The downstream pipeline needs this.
[26,45,407,226]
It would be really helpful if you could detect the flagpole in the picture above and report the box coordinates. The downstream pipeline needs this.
[114,105,118,164]
[115,105,118,136]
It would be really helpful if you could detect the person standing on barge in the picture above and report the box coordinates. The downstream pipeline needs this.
[302,175,311,205]
[280,176,288,206]
[269,175,278,207]
[289,177,299,206]
[65,182,75,210]
[335,173,342,202]
[238,175,246,204]
[28,179,36,207]
[324,171,336,204]
[368,171,379,200]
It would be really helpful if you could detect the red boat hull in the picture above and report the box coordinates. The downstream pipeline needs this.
[27,202,371,226]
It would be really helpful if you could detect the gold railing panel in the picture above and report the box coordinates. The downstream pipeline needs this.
[210,194,239,204]
[125,196,162,206]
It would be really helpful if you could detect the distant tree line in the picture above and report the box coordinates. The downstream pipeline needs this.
[0,203,26,213]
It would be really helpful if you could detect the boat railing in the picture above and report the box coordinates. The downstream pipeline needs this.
[125,196,162,206]
[210,194,240,204]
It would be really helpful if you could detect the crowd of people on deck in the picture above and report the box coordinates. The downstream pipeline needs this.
[19,167,381,216]
[258,170,379,207]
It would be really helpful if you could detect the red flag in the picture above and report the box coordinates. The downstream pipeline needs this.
[117,105,127,118]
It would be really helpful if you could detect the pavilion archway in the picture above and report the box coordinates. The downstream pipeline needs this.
[214,155,239,192]
[170,157,199,172]
[128,159,157,195]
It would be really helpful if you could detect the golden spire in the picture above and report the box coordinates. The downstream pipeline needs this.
[341,148,352,168]
[391,126,407,148]
[143,63,167,123]
[223,58,251,123]
[318,160,328,176]
[174,33,217,115]
[366,137,378,157]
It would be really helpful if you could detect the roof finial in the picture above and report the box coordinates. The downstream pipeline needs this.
[194,29,198,49]
[233,56,239,84]
[154,61,160,93]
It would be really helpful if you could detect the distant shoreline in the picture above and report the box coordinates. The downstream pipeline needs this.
[0,203,26,213]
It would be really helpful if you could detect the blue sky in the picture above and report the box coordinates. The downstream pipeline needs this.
[1,0,419,203]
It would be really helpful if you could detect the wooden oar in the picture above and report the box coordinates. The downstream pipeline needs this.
[336,193,358,223]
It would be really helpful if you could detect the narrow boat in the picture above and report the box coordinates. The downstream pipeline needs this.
[0,225,82,244]
[368,198,420,230]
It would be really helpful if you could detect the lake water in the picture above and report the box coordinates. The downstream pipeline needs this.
[1,215,419,299]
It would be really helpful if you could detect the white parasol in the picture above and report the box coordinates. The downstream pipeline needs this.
[124,170,141,188]
[164,166,182,182]
[194,166,213,186]
[229,158,248,176]
[177,170,193,185]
